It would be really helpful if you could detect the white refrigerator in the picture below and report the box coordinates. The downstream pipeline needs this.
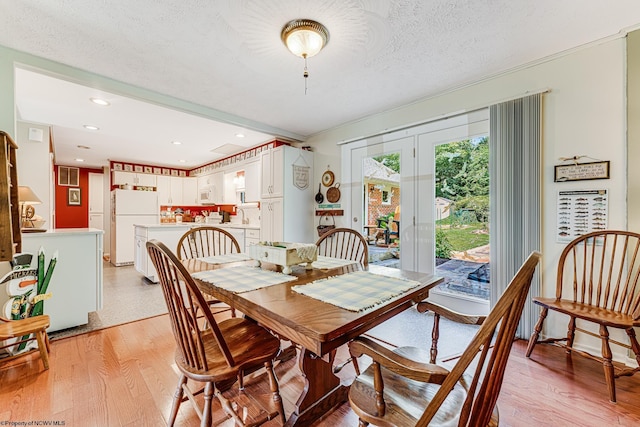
[110,189,158,266]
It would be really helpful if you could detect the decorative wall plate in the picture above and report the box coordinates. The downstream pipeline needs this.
[322,170,335,187]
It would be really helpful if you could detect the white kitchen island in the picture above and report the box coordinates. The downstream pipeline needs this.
[134,223,259,282]
[20,228,104,332]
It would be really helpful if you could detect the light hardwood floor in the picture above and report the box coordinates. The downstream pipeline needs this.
[2,312,640,426]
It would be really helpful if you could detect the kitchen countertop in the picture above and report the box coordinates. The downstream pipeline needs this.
[134,223,260,230]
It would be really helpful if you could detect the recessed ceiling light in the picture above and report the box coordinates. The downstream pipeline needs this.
[77,145,91,150]
[75,158,85,162]
[89,97,110,106]
[179,159,186,163]
[235,133,245,138]
[171,140,182,145]
[83,125,99,131]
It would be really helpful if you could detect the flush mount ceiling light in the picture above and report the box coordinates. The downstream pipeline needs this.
[281,19,329,93]
[83,125,99,131]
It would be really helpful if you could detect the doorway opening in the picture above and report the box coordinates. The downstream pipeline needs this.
[433,137,490,305]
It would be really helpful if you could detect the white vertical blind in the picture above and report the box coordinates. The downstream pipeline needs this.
[489,93,542,338]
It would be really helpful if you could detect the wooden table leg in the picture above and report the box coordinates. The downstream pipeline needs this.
[285,347,349,426]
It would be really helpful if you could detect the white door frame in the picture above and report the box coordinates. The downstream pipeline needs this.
[344,136,416,270]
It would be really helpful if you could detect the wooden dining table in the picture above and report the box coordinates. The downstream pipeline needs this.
[184,258,442,426]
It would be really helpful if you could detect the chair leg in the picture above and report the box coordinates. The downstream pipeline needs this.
[230,307,236,318]
[626,327,640,366]
[599,324,616,402]
[430,313,440,364]
[35,330,49,369]
[201,382,214,427]
[526,307,547,357]
[168,375,187,427]
[566,316,577,354]
[264,360,286,424]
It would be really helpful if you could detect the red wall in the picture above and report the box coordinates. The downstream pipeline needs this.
[54,166,103,228]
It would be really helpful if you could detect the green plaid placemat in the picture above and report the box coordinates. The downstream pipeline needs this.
[292,271,420,312]
[197,253,252,265]
[307,256,358,270]
[192,266,296,293]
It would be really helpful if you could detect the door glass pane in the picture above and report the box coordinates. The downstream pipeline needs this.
[364,153,400,269]
[434,137,490,301]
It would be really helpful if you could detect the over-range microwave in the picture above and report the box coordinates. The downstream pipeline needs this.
[199,186,216,204]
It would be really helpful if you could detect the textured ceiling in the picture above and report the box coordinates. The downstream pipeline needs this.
[2,0,640,168]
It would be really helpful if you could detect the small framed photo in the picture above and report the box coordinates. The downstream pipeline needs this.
[113,163,123,171]
[124,164,133,172]
[144,166,152,174]
[68,188,81,206]
[153,167,161,174]
[134,165,143,173]
[171,169,178,176]
[162,168,170,175]
[179,170,186,177]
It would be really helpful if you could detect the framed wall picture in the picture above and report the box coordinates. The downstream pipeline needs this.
[68,188,81,206]
[554,161,610,182]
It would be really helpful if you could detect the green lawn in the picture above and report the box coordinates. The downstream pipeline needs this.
[436,222,489,252]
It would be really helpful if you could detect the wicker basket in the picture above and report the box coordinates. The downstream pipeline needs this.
[317,212,336,237]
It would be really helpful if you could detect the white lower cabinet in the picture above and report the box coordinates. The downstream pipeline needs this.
[245,228,260,248]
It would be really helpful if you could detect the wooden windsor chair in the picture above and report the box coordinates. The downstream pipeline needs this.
[526,230,640,402]
[147,239,285,427]
[348,251,541,426]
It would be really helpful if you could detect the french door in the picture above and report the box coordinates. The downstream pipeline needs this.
[341,109,488,277]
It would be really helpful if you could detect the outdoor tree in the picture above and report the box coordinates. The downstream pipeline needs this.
[435,138,488,200]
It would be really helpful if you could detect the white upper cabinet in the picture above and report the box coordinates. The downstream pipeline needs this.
[156,175,171,205]
[261,146,284,199]
[112,171,156,187]
[157,176,198,205]
[223,171,238,204]
[244,159,261,203]
[182,177,198,205]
